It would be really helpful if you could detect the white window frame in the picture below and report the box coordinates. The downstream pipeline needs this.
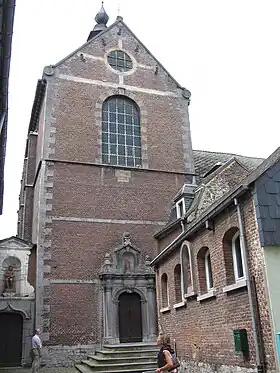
[176,198,186,219]
[161,273,169,308]
[232,231,245,282]
[180,242,194,298]
[174,264,183,303]
[205,250,213,292]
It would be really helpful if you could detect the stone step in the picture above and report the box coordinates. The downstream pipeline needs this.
[95,349,158,358]
[75,343,158,373]
[102,343,157,352]
[76,365,93,373]
[82,359,157,371]
[75,363,156,373]
[88,354,156,364]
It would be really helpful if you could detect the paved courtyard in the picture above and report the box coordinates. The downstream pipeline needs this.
[0,368,77,373]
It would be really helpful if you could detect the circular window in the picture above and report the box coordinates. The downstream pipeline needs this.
[107,50,133,72]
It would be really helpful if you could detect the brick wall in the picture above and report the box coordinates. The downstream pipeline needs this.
[18,133,37,241]
[43,164,186,346]
[156,193,275,371]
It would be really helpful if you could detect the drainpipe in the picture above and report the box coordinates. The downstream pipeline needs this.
[174,338,177,356]
[181,219,185,233]
[234,198,263,373]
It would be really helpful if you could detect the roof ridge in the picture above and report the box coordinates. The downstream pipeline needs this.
[193,149,264,160]
[53,18,121,68]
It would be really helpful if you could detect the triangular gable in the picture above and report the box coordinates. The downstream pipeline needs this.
[188,158,250,220]
[52,18,184,90]
[0,236,32,250]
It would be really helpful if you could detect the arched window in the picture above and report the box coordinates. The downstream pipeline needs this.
[174,264,182,303]
[101,96,141,167]
[205,250,213,291]
[197,247,213,294]
[222,227,244,285]
[181,243,192,296]
[232,232,244,281]
[161,273,168,308]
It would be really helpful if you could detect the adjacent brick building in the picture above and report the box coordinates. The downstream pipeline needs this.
[152,149,280,373]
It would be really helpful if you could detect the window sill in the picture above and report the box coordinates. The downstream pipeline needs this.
[160,306,171,313]
[197,289,216,302]
[223,279,247,293]
[173,301,186,309]
[184,291,196,299]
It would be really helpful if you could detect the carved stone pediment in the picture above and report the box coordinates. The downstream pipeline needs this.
[99,233,154,276]
[0,236,32,251]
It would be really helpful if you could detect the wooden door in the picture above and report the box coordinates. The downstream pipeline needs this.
[0,313,23,367]
[118,292,142,343]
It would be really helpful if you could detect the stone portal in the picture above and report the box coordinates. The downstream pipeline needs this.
[99,233,157,344]
[0,236,35,366]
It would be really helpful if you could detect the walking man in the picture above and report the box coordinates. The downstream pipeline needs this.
[31,328,42,373]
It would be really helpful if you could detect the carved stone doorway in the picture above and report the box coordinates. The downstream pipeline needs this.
[0,312,23,366]
[100,233,157,345]
[118,292,142,343]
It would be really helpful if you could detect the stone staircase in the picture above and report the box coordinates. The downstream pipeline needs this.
[75,343,158,373]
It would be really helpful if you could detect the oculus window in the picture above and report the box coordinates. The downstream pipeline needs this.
[107,50,133,72]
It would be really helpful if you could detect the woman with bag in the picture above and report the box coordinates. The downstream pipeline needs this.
[156,333,180,373]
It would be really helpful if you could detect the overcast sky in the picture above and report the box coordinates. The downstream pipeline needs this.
[0,0,279,239]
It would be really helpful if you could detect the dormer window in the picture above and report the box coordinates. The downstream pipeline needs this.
[176,198,186,219]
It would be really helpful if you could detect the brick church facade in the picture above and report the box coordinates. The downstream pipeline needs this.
[9,3,280,372]
[16,3,195,366]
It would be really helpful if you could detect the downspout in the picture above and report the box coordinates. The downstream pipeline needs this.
[181,219,185,233]
[234,198,263,373]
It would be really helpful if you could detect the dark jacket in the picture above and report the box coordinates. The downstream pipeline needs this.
[157,344,175,369]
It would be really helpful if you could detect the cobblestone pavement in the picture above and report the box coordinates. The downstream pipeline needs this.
[0,368,77,373]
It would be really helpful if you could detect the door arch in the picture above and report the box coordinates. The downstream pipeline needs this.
[0,312,23,366]
[118,292,142,343]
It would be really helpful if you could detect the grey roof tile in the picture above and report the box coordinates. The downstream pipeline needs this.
[193,149,263,184]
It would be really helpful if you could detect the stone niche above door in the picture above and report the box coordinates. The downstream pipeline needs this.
[0,236,34,298]
[99,232,157,345]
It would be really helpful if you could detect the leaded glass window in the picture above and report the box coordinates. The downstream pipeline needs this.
[102,96,142,167]
[107,50,133,72]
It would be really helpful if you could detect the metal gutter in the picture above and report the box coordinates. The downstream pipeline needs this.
[153,218,181,239]
[151,226,185,266]
[28,79,47,132]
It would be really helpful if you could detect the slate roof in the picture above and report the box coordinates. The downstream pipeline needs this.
[193,149,264,184]
[152,147,280,265]
[156,150,265,238]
